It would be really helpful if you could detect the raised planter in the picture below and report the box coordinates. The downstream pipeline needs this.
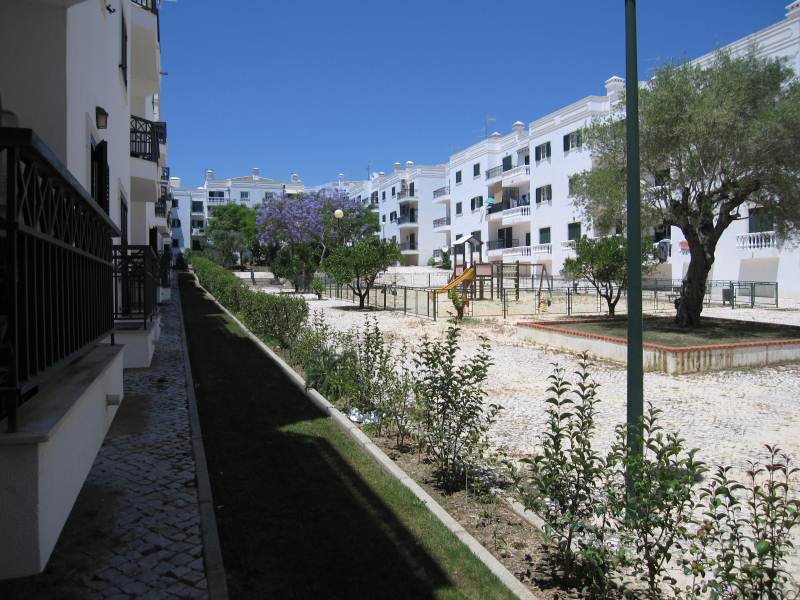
[516,318,800,374]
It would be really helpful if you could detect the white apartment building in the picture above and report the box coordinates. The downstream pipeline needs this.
[170,168,304,253]
[1,0,170,579]
[365,3,800,297]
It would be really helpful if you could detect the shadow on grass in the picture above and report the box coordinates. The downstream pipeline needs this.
[179,274,462,599]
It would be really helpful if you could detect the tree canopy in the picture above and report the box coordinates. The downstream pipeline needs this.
[324,237,400,308]
[571,50,800,326]
[206,203,261,264]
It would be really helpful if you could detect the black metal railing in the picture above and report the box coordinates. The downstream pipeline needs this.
[487,238,518,250]
[397,189,417,200]
[1,128,119,432]
[433,216,450,228]
[488,200,510,214]
[398,214,418,224]
[399,241,418,251]
[433,186,450,198]
[130,115,160,162]
[153,121,167,145]
[485,165,503,179]
[131,0,158,14]
[154,197,167,217]
[112,245,159,330]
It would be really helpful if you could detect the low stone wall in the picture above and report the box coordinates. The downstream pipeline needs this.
[516,319,800,374]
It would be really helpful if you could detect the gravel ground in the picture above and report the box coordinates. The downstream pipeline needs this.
[307,295,800,576]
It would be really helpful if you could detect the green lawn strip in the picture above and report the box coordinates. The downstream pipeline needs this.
[557,317,800,347]
[178,273,516,600]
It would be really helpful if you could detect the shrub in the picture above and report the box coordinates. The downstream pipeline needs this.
[414,324,499,492]
[310,277,325,299]
[174,252,188,271]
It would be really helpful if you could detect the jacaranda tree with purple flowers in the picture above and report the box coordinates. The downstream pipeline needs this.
[256,188,377,291]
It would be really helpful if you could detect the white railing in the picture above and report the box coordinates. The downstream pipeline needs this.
[736,231,776,249]
[502,205,530,221]
[502,245,531,257]
[191,227,204,236]
[502,165,531,180]
[561,240,576,251]
[531,243,552,254]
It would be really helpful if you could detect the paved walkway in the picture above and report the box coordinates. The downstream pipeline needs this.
[1,281,209,599]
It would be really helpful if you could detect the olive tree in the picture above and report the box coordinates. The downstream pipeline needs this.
[572,51,800,326]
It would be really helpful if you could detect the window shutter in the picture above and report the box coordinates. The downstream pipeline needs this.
[563,134,570,152]
[535,187,541,203]
[97,141,110,213]
[545,142,551,157]
[535,146,541,162]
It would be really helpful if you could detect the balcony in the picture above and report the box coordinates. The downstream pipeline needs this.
[485,165,503,181]
[130,0,161,98]
[130,116,159,203]
[501,204,531,224]
[736,231,776,249]
[192,227,205,236]
[0,127,120,433]
[398,214,418,228]
[502,164,531,187]
[487,239,518,254]
[399,241,418,253]
[531,243,553,254]
[502,245,532,258]
[130,116,161,162]
[397,189,419,202]
[433,186,450,203]
[432,216,451,229]
[154,197,167,218]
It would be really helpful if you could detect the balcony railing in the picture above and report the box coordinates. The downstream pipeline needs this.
[131,0,158,14]
[433,216,451,228]
[433,186,450,198]
[155,197,167,217]
[736,231,776,249]
[397,189,418,200]
[487,201,510,215]
[485,165,503,180]
[399,241,418,251]
[398,214,418,225]
[1,128,119,432]
[130,115,160,162]
[531,243,553,254]
[561,240,576,251]
[502,205,530,220]
[502,245,532,257]
[502,164,531,179]
[112,245,158,330]
[487,239,518,251]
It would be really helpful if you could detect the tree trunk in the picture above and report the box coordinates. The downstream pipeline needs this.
[676,242,714,327]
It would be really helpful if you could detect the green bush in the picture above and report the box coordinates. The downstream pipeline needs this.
[191,256,308,349]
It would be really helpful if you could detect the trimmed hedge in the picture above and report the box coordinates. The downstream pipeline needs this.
[191,257,308,348]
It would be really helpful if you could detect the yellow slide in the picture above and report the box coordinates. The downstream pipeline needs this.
[432,267,476,294]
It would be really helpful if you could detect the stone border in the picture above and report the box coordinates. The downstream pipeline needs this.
[188,272,538,600]
[175,279,230,600]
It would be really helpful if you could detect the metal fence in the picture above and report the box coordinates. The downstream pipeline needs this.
[112,245,159,330]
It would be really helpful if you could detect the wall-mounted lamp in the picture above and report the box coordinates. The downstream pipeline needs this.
[95,106,109,130]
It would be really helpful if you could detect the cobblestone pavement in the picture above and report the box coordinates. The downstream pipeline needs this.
[1,282,209,599]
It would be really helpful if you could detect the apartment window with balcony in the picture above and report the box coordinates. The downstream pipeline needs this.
[455,202,463,215]
[120,14,128,88]
[539,227,551,244]
[563,130,583,152]
[455,170,462,185]
[535,142,551,162]
[473,163,480,178]
[502,155,512,172]
[535,184,553,204]
[748,208,773,233]
[391,186,396,197]
[470,196,483,211]
[568,222,582,241]
[240,191,249,199]
[192,200,204,213]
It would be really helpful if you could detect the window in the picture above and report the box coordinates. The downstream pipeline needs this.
[563,130,583,152]
[455,170,462,184]
[409,182,415,196]
[525,232,531,246]
[391,186,396,197]
[192,200,204,213]
[470,196,483,211]
[390,211,397,222]
[568,222,582,241]
[497,227,513,248]
[524,153,530,166]
[502,155,513,171]
[654,168,670,186]
[382,191,386,201]
[471,230,481,242]
[534,142,551,162]
[455,202,463,215]
[120,14,127,88]
[240,191,249,199]
[535,184,552,204]
[90,140,109,213]
[381,214,386,223]
[539,227,551,245]
[473,163,480,177]
[748,208,773,233]
[208,191,224,199]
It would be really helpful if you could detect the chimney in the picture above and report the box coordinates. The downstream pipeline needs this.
[405,160,414,170]
[205,169,214,180]
[378,171,385,177]
[252,167,260,177]
[169,176,181,188]
[605,76,625,106]
[512,120,525,133]
[787,1,800,19]
[291,173,300,182]
[393,162,402,173]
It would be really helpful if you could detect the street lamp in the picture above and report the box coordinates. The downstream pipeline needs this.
[334,208,344,244]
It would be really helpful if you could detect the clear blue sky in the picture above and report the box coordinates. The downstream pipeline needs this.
[160,1,790,188]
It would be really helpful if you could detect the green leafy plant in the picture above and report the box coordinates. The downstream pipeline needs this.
[447,288,468,320]
[310,277,325,299]
[324,236,400,309]
[414,325,499,492]
[380,343,418,450]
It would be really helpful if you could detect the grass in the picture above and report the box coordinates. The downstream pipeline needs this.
[178,273,516,599]
[555,316,800,347]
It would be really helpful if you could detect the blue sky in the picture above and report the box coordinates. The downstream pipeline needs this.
[160,1,790,187]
